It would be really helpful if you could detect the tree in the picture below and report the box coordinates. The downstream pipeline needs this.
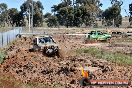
[0,3,24,27]
[102,0,123,27]
[51,5,58,15]
[8,8,19,26]
[44,13,58,27]
[47,0,102,28]
[114,14,122,27]
[0,3,8,27]
[44,12,52,18]
[0,3,7,14]
[20,0,44,27]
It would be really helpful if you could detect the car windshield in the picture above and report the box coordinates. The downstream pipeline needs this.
[39,37,54,44]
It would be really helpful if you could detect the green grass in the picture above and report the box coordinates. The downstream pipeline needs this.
[124,38,132,42]
[0,51,6,64]
[76,47,132,66]
[0,39,17,64]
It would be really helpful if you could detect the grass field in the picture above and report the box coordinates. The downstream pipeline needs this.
[76,47,132,66]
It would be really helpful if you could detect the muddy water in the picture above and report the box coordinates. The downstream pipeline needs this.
[0,27,22,47]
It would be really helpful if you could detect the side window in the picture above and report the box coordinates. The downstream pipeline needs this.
[39,38,45,43]
[44,37,50,43]
[39,38,41,43]
[44,37,55,43]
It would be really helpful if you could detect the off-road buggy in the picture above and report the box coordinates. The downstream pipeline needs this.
[29,35,61,57]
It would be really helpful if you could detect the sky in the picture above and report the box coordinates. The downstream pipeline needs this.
[0,0,131,17]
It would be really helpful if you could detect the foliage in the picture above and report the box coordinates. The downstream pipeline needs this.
[8,8,19,26]
[0,3,7,14]
[45,0,102,28]
[0,2,25,27]
[114,14,122,27]
[102,0,122,27]
[20,0,44,27]
[45,15,58,27]
[0,51,6,64]
[0,3,8,27]
[0,0,125,27]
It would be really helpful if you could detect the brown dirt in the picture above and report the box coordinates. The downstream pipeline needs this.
[0,35,132,88]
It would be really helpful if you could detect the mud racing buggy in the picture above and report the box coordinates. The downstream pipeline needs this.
[29,35,61,57]
[84,31,111,43]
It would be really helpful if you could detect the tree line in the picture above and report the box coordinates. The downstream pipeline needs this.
[0,0,43,27]
[45,0,123,28]
[0,0,129,28]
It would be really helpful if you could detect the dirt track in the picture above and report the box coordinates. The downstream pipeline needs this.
[0,35,132,88]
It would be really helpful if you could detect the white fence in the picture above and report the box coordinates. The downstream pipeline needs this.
[0,27,22,47]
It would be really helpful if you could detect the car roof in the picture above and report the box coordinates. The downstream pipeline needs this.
[35,35,51,38]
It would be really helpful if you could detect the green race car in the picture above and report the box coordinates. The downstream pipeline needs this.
[84,31,111,43]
